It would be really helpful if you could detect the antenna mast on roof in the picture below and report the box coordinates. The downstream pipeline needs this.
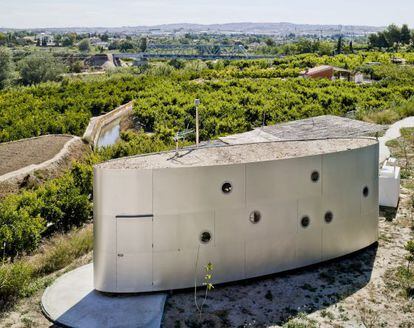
[195,99,200,147]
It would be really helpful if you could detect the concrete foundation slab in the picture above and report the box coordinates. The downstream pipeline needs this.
[41,264,167,328]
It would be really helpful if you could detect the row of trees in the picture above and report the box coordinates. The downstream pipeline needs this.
[368,24,413,49]
[2,52,414,143]
[0,47,65,88]
[258,37,356,56]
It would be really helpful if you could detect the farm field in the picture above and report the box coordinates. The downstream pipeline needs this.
[1,52,414,143]
[0,135,72,176]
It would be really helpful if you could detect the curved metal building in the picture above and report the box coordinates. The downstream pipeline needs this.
[93,138,379,293]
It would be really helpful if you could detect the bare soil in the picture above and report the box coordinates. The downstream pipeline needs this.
[0,136,90,198]
[0,136,72,176]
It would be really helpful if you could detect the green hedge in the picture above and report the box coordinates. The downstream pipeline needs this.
[0,170,92,259]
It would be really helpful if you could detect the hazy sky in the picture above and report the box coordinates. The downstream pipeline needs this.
[1,0,413,28]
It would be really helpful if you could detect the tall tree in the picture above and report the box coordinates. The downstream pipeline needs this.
[349,40,354,53]
[384,24,402,48]
[78,38,91,52]
[18,53,65,85]
[139,37,148,52]
[400,24,411,44]
[0,47,15,89]
[336,36,344,54]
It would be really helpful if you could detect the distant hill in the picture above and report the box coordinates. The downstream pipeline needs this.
[0,22,384,36]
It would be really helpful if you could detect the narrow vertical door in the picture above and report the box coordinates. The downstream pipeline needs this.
[116,216,153,292]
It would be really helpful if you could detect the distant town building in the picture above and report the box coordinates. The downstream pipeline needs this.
[35,33,55,46]
[391,57,407,65]
[301,65,359,82]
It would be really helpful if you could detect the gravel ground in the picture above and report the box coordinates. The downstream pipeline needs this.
[0,135,73,176]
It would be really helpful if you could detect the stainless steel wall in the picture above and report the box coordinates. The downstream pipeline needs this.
[93,142,379,293]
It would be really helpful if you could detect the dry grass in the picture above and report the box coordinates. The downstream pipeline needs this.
[0,224,93,311]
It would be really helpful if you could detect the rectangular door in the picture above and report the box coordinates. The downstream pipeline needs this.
[116,216,153,292]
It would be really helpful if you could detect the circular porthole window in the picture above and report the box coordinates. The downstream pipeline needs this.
[249,210,261,224]
[301,216,310,228]
[311,171,320,183]
[363,186,369,198]
[200,231,212,244]
[324,211,333,224]
[221,182,233,194]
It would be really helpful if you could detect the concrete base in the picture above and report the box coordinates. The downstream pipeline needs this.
[41,264,167,328]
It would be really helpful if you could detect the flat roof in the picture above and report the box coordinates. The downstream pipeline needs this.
[220,115,386,145]
[97,138,377,170]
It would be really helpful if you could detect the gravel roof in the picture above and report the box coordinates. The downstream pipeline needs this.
[97,138,377,170]
[220,115,386,145]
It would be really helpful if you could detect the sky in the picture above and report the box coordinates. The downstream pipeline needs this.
[1,0,413,29]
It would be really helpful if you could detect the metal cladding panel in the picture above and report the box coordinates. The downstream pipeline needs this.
[322,150,361,222]
[94,215,117,253]
[322,218,356,261]
[153,250,197,290]
[295,197,323,266]
[116,253,153,292]
[93,251,116,292]
[244,200,298,242]
[358,146,380,216]
[245,237,296,277]
[153,210,215,252]
[117,217,153,254]
[198,243,245,284]
[322,211,377,261]
[153,165,245,215]
[245,156,322,205]
[214,208,245,245]
[214,200,297,246]
[98,169,153,216]
[321,145,378,261]
[352,210,379,250]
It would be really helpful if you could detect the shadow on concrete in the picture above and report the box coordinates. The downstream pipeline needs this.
[48,290,165,328]
[163,243,378,327]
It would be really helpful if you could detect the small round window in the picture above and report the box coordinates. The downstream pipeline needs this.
[301,216,310,228]
[363,186,369,198]
[222,182,233,194]
[311,171,320,183]
[249,210,261,224]
[200,231,212,244]
[324,211,333,224]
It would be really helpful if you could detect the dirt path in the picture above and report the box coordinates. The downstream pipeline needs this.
[379,116,414,163]
[0,135,73,176]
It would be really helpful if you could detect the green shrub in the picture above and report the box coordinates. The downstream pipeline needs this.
[0,195,45,258]
[0,261,33,302]
[0,173,92,258]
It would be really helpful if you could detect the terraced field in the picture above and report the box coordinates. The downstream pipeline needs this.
[0,135,73,176]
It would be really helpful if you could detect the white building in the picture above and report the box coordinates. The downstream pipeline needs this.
[93,138,379,293]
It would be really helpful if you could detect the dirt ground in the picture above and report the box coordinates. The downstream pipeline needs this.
[0,136,90,198]
[0,136,73,176]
